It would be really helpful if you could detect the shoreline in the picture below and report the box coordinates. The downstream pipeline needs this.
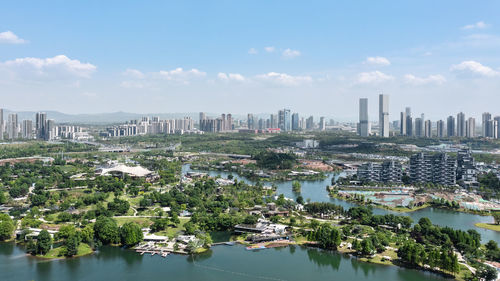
[475,222,500,232]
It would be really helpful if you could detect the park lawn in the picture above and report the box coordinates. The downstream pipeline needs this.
[156,217,190,238]
[475,222,500,232]
[114,217,153,227]
[41,243,93,259]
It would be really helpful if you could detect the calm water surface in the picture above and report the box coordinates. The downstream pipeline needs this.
[0,243,448,281]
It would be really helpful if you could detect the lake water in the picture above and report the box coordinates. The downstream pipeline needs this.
[0,243,448,281]
[183,164,500,243]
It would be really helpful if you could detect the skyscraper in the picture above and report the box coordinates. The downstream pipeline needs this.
[7,113,18,139]
[358,98,369,137]
[424,120,432,138]
[405,107,412,136]
[466,117,475,138]
[268,114,276,128]
[494,116,500,139]
[22,120,33,139]
[447,116,455,137]
[414,117,424,137]
[482,112,492,137]
[247,113,255,129]
[283,109,291,131]
[278,110,284,130]
[36,112,47,140]
[292,113,299,131]
[437,120,445,138]
[306,116,314,130]
[457,112,466,137]
[400,111,407,136]
[319,117,326,131]
[378,94,389,137]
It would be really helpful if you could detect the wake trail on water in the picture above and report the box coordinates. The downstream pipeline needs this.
[193,261,287,281]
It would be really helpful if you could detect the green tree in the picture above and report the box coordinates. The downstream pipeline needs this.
[361,239,375,256]
[36,230,52,255]
[81,224,95,244]
[0,213,15,241]
[292,181,301,193]
[119,222,143,247]
[64,233,81,257]
[94,216,119,244]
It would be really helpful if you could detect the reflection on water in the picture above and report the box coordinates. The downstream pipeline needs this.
[0,242,448,281]
[306,247,341,271]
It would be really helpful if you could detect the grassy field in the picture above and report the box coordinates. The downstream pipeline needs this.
[475,222,500,232]
[42,243,93,259]
[156,217,190,238]
[114,217,153,227]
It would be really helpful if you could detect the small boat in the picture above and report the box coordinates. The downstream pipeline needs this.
[224,242,236,246]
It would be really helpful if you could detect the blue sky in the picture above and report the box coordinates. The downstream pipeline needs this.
[1,0,500,120]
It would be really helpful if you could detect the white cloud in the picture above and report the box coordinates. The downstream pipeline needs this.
[356,71,394,84]
[1,55,96,79]
[264,46,275,53]
[248,48,258,55]
[255,72,312,86]
[462,21,489,30]
[404,74,446,85]
[282,48,301,59]
[217,72,245,82]
[157,67,206,83]
[0,31,27,44]
[365,56,391,66]
[122,68,145,79]
[450,60,499,77]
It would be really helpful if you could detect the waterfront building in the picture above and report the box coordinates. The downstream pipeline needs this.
[357,161,402,183]
[409,153,457,186]
[378,94,389,137]
[456,149,477,184]
[358,98,369,137]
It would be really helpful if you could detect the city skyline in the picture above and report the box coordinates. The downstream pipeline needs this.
[1,1,500,117]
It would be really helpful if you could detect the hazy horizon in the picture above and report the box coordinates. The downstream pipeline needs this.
[2,1,500,121]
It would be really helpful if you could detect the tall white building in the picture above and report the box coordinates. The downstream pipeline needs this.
[466,117,475,138]
[378,94,389,137]
[22,120,33,139]
[7,113,18,139]
[358,98,369,137]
